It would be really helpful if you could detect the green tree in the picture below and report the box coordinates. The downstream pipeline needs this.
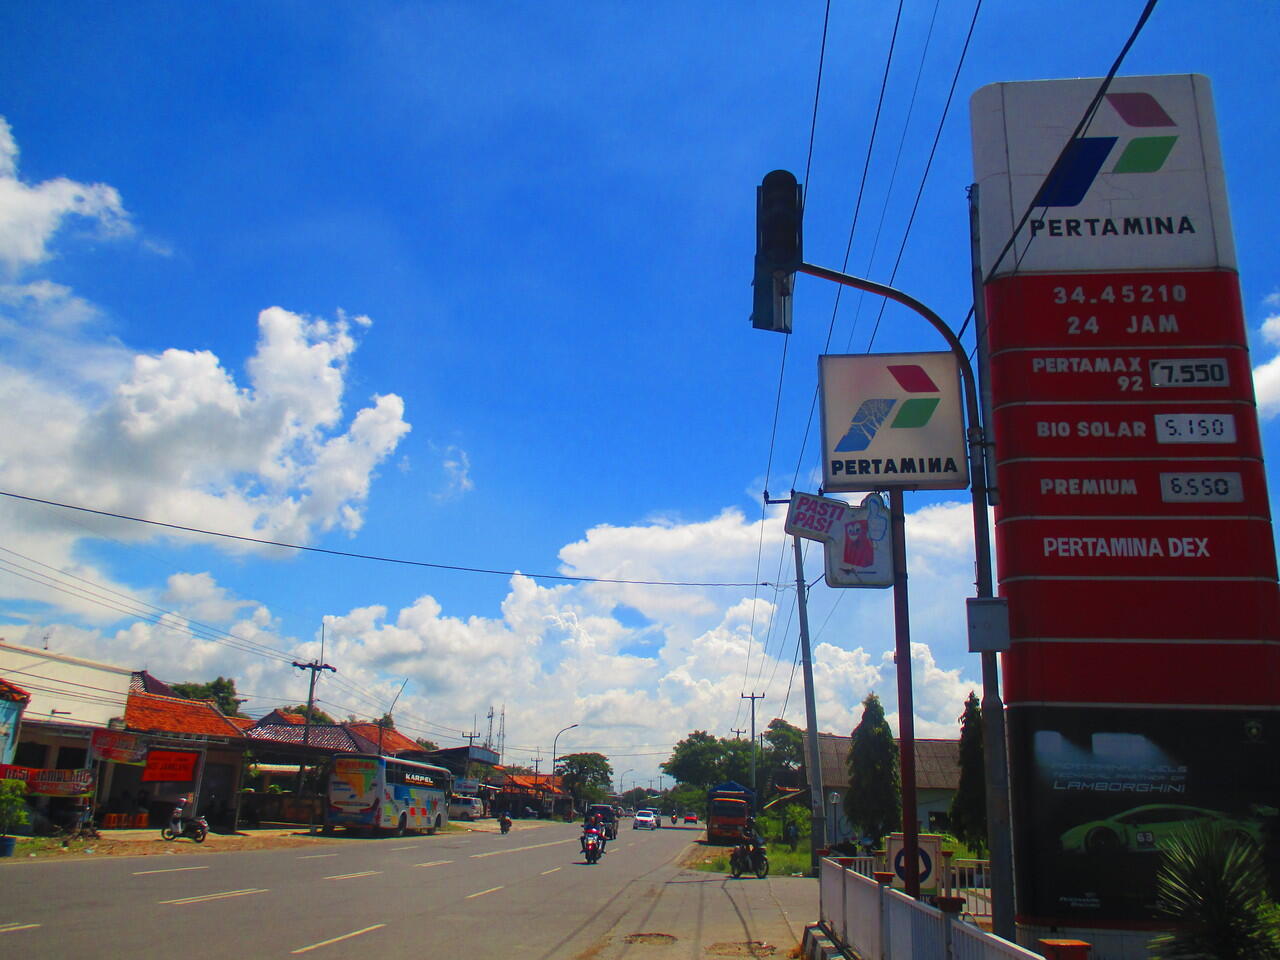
[718,737,755,789]
[1149,824,1280,959]
[667,782,705,817]
[844,693,900,845]
[948,691,987,854]
[764,718,805,789]
[171,676,246,717]
[556,752,613,806]
[281,704,336,724]
[414,737,439,751]
[375,713,395,729]
[661,730,723,789]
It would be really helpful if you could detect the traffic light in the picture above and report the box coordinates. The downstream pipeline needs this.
[751,170,803,333]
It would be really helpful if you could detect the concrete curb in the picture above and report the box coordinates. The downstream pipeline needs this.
[801,923,850,960]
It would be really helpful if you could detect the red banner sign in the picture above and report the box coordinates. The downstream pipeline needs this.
[0,763,95,797]
[141,749,200,783]
[90,728,147,765]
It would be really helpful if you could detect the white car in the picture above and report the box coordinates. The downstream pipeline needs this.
[633,810,658,830]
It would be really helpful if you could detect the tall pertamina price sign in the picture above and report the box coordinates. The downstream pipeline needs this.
[971,74,1279,940]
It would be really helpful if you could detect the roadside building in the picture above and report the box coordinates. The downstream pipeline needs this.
[0,677,30,764]
[494,772,570,819]
[0,640,134,831]
[121,690,249,830]
[807,731,961,845]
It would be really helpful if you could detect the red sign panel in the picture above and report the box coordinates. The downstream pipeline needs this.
[996,459,1268,518]
[983,267,1278,709]
[141,749,200,783]
[992,402,1262,460]
[1003,640,1280,706]
[1002,578,1280,643]
[989,345,1253,404]
[997,516,1276,579]
[984,271,1247,352]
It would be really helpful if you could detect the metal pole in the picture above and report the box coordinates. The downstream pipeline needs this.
[968,185,1017,940]
[889,489,920,898]
[793,534,827,874]
[741,692,763,807]
[796,261,1015,933]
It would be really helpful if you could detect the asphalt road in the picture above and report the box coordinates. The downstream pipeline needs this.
[0,822,814,959]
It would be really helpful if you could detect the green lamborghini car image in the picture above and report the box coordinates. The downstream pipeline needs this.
[1059,803,1264,855]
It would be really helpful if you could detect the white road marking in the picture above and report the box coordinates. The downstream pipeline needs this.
[414,859,454,868]
[465,885,504,899]
[133,865,210,875]
[290,924,386,954]
[0,922,41,934]
[389,845,416,851]
[324,870,381,880]
[298,853,339,859]
[469,838,577,858]
[540,867,561,876]
[160,888,268,905]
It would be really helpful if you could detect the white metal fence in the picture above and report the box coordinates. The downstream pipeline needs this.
[819,856,1044,960]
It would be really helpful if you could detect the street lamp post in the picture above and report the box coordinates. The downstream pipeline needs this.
[550,723,579,779]
[619,768,633,797]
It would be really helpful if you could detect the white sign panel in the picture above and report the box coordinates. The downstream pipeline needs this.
[970,74,1235,278]
[785,491,893,588]
[819,352,968,492]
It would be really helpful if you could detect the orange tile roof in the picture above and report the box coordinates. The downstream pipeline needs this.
[504,773,566,795]
[259,709,307,724]
[125,691,246,739]
[342,723,422,755]
[0,677,30,703]
[227,716,255,731]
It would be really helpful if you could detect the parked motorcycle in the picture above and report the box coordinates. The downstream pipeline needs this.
[499,813,512,835]
[581,828,604,864]
[729,838,769,879]
[161,801,208,843]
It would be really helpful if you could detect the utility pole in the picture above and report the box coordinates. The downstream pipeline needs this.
[794,536,827,874]
[378,678,408,756]
[740,693,763,804]
[292,659,336,748]
[730,727,747,739]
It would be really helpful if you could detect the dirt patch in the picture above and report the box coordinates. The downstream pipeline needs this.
[9,831,341,862]
[622,933,678,945]
[705,943,776,958]
[678,843,724,870]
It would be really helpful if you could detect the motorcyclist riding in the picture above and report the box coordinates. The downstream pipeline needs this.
[581,813,607,855]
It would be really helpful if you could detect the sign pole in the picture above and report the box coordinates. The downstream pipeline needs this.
[798,261,1014,923]
[792,534,826,875]
[888,488,920,898]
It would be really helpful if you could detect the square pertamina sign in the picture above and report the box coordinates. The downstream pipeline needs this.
[819,352,968,492]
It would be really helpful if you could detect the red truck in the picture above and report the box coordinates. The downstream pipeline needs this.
[706,782,754,845]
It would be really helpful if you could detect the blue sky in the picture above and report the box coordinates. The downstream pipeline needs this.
[0,1,1277,784]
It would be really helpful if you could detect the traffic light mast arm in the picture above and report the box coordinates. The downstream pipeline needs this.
[795,258,1015,939]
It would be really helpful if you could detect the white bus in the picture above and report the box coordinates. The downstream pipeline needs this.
[326,755,453,836]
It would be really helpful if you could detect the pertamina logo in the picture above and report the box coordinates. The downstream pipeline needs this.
[835,364,941,452]
[1034,92,1179,208]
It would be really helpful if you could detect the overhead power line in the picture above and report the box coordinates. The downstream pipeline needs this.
[0,490,768,589]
